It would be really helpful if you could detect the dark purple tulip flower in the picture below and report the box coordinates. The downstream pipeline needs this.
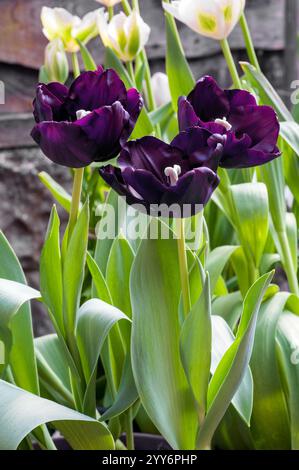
[99,127,221,218]
[178,76,280,169]
[31,66,143,168]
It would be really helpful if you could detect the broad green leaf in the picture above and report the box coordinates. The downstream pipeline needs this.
[276,312,299,449]
[106,235,135,319]
[280,121,299,157]
[0,233,39,395]
[282,142,299,204]
[149,102,173,126]
[40,206,64,334]
[131,220,198,450]
[196,271,273,450]
[35,334,73,407]
[211,316,253,425]
[63,200,89,334]
[38,172,74,213]
[249,292,293,449]
[165,13,195,111]
[87,253,112,303]
[240,62,293,122]
[0,380,114,450]
[180,275,211,418]
[0,279,40,329]
[206,246,238,295]
[231,247,251,298]
[230,183,269,268]
[76,299,130,416]
[286,212,298,275]
[212,291,243,331]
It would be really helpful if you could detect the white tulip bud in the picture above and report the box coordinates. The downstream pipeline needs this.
[94,0,122,6]
[44,38,69,83]
[97,10,151,62]
[151,73,171,108]
[163,0,246,40]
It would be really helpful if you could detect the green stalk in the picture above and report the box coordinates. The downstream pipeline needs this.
[176,218,191,318]
[278,230,299,296]
[121,0,131,15]
[126,61,135,84]
[220,39,242,88]
[68,167,84,242]
[108,6,114,20]
[239,14,261,71]
[72,52,80,79]
[132,0,140,12]
[124,408,135,450]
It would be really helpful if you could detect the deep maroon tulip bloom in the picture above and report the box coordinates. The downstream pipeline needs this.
[178,76,280,169]
[99,127,221,217]
[31,66,143,168]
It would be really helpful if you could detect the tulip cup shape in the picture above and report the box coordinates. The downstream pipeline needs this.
[99,127,222,218]
[95,0,122,6]
[31,66,143,168]
[178,76,280,169]
[163,0,246,40]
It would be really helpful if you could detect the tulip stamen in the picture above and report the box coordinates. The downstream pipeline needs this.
[76,109,92,120]
[164,164,181,186]
[214,116,232,131]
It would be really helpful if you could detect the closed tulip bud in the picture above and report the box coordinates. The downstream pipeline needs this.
[44,38,69,83]
[151,73,171,107]
[94,0,122,6]
[98,10,150,62]
[163,0,246,40]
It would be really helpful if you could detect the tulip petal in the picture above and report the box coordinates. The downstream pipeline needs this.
[31,121,96,167]
[65,69,127,117]
[124,88,143,138]
[33,83,68,122]
[178,97,201,131]
[187,76,230,122]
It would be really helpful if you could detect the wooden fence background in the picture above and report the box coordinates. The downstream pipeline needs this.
[0,0,298,333]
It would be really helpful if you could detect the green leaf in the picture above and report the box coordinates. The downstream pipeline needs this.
[230,183,269,267]
[149,102,173,126]
[249,292,293,449]
[78,40,97,71]
[76,299,130,416]
[276,312,299,449]
[38,172,74,213]
[240,62,293,122]
[212,291,243,331]
[0,233,39,394]
[40,206,64,334]
[63,200,89,334]
[131,220,198,450]
[87,253,112,303]
[280,121,299,157]
[211,316,253,425]
[196,271,273,450]
[206,246,238,295]
[0,379,114,450]
[180,275,211,418]
[165,13,195,111]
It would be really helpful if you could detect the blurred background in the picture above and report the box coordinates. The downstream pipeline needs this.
[0,0,298,334]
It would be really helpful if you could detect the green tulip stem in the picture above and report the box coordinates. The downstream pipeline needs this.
[72,52,80,80]
[68,168,84,242]
[108,6,114,20]
[132,0,140,12]
[121,0,131,15]
[278,230,299,296]
[176,218,191,318]
[239,14,261,72]
[220,39,242,89]
[124,408,135,450]
[127,61,135,84]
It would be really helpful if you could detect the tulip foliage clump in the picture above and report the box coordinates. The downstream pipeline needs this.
[1,0,299,452]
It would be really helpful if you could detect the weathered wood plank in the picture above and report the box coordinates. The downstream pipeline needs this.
[0,0,286,69]
[0,113,35,149]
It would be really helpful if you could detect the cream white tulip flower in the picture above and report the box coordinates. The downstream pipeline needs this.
[94,0,122,6]
[151,73,171,107]
[41,7,101,53]
[163,0,246,40]
[44,38,69,83]
[97,10,151,62]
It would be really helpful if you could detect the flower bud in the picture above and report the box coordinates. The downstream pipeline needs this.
[163,0,246,40]
[94,0,122,6]
[98,10,150,62]
[151,73,171,107]
[44,38,69,83]
[41,7,101,53]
